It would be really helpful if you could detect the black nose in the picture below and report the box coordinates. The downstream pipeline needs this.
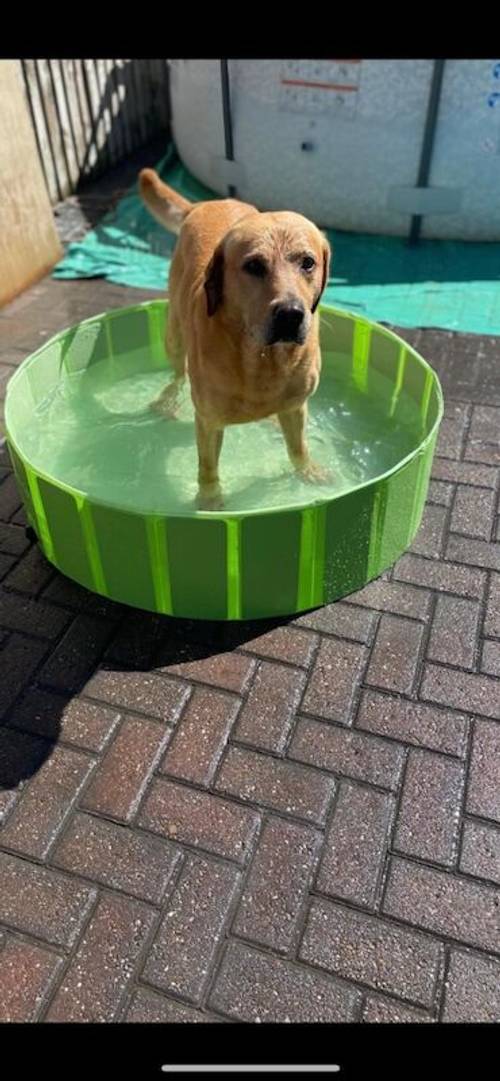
[270,302,305,343]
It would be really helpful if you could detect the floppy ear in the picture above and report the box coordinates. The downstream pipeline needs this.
[311,236,332,314]
[204,243,225,316]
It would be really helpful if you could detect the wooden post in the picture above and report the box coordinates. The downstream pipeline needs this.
[0,60,62,308]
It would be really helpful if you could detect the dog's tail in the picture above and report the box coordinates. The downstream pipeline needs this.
[138,168,193,235]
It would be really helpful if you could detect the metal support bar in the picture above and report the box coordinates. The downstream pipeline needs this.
[408,59,446,245]
[220,59,236,197]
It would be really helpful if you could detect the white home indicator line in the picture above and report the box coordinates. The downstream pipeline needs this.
[161,1068,340,1074]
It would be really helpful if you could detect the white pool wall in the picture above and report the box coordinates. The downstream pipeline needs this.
[169,59,500,240]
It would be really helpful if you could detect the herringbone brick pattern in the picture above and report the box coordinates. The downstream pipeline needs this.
[0,278,499,1023]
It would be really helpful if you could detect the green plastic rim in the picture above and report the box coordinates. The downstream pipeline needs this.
[4,301,443,621]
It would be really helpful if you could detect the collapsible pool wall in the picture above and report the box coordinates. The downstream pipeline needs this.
[168,58,500,241]
[4,302,443,622]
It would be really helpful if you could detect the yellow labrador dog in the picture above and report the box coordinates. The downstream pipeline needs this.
[139,168,331,509]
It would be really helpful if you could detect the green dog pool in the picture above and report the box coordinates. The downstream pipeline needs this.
[4,301,443,620]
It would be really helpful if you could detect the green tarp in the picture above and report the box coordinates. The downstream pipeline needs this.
[54,145,500,334]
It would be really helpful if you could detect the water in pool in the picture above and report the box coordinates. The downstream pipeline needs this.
[21,350,423,515]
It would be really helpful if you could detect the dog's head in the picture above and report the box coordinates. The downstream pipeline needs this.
[204,211,331,347]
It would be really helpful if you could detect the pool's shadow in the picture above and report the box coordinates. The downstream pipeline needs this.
[0,554,292,792]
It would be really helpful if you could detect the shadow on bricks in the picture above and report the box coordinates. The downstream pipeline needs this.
[1,308,500,1025]
[0,450,291,790]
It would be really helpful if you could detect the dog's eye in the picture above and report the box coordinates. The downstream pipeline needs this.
[243,257,267,277]
[301,255,316,272]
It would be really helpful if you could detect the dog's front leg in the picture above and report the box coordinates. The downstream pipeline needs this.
[278,405,331,483]
[195,413,225,510]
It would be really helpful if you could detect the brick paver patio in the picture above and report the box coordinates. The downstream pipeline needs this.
[0,274,499,1024]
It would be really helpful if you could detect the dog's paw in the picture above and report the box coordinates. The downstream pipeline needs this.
[297,460,333,485]
[196,487,224,511]
[150,384,182,419]
[150,398,180,420]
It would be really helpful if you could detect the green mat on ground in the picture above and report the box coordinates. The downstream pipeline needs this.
[54,144,500,335]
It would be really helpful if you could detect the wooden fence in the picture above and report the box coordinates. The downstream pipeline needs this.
[19,59,170,204]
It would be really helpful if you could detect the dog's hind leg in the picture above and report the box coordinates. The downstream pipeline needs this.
[150,307,186,418]
[166,307,186,381]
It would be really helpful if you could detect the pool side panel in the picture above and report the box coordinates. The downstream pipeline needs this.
[167,516,228,620]
[239,510,302,619]
[89,504,159,613]
[322,484,379,604]
[36,478,94,590]
[296,504,328,611]
[7,446,38,536]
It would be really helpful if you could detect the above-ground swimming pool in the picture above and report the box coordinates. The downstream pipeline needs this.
[5,302,442,620]
[169,59,500,240]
